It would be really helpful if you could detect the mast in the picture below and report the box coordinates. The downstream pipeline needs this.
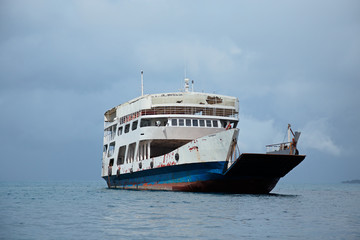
[141,70,144,96]
[287,124,291,142]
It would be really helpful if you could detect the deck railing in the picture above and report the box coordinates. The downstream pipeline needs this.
[266,142,291,153]
[105,106,238,127]
[144,106,237,118]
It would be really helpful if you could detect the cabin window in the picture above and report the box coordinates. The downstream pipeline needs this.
[171,119,177,126]
[213,120,218,128]
[132,120,138,131]
[206,120,212,127]
[186,119,191,126]
[108,142,115,157]
[159,119,168,126]
[117,145,126,165]
[103,145,108,158]
[104,127,111,137]
[104,125,117,141]
[140,119,151,127]
[109,158,114,167]
[118,126,123,136]
[199,119,205,127]
[179,119,184,126]
[125,124,130,133]
[192,119,198,127]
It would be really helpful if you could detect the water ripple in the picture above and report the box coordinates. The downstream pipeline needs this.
[0,181,359,240]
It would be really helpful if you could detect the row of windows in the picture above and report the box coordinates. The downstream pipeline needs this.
[115,118,221,136]
[118,120,138,136]
[170,119,219,128]
[105,142,150,165]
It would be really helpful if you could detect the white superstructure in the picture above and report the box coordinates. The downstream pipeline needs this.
[101,82,239,178]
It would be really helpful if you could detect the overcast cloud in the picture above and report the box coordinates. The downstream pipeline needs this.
[0,0,359,183]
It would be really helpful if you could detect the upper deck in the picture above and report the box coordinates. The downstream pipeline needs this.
[104,91,239,127]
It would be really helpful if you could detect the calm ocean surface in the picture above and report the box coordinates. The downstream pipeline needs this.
[1,181,359,240]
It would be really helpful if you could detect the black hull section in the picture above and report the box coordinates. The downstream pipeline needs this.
[225,153,306,178]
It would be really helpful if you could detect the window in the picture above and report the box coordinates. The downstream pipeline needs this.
[213,120,218,127]
[103,145,108,157]
[105,125,117,140]
[125,124,130,133]
[108,142,115,157]
[118,126,123,136]
[186,119,191,126]
[192,119,198,127]
[132,120,138,131]
[171,119,177,126]
[179,119,184,126]
[109,159,114,167]
[117,145,126,165]
[199,119,205,127]
[206,120,212,127]
[140,119,151,127]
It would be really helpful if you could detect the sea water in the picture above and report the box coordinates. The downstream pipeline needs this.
[0,181,359,240]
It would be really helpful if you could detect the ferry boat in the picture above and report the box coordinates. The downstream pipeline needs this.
[101,77,305,193]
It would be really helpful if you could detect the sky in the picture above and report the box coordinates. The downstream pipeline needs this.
[0,0,359,183]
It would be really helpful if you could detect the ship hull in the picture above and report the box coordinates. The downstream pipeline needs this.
[103,153,305,194]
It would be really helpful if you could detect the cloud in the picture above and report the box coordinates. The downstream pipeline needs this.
[301,118,341,156]
[0,0,359,183]
[135,38,238,73]
[237,114,284,153]
[133,36,262,94]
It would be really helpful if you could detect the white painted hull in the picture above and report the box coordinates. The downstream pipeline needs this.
[105,128,239,177]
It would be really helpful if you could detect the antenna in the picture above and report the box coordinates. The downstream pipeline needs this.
[184,60,187,78]
[141,70,144,96]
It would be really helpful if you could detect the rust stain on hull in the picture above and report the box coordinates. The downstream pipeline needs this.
[109,178,280,194]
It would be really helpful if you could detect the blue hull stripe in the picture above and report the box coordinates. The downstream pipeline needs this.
[106,161,227,187]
